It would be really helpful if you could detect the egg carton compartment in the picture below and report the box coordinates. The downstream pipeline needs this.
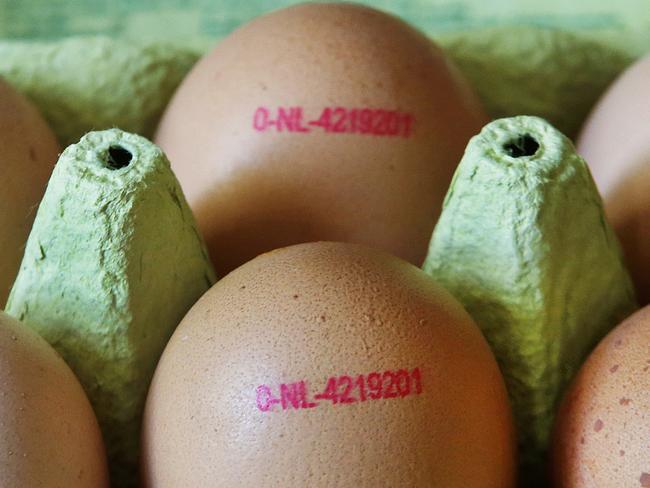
[0,25,637,148]
[1,2,649,488]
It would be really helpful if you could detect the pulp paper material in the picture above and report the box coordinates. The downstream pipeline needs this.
[0,28,635,152]
[0,37,200,146]
[423,116,637,485]
[440,27,633,139]
[6,129,217,487]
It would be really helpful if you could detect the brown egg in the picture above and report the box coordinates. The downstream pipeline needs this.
[0,77,60,306]
[577,54,650,305]
[0,310,109,487]
[142,242,516,487]
[552,306,650,487]
[155,3,487,275]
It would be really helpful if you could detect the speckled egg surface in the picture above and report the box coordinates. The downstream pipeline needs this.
[142,242,516,487]
[552,306,650,487]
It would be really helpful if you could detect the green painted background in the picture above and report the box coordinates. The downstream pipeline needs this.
[1,0,649,53]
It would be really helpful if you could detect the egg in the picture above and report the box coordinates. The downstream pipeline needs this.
[576,53,650,305]
[0,77,60,306]
[0,310,109,487]
[551,305,650,487]
[155,2,487,275]
[142,242,516,487]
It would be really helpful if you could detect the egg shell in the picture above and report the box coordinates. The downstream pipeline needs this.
[155,2,487,275]
[0,310,109,487]
[0,77,60,306]
[552,305,650,487]
[142,242,516,487]
[577,53,650,305]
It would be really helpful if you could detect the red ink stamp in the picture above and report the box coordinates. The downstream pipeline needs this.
[256,367,423,412]
[253,106,415,138]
